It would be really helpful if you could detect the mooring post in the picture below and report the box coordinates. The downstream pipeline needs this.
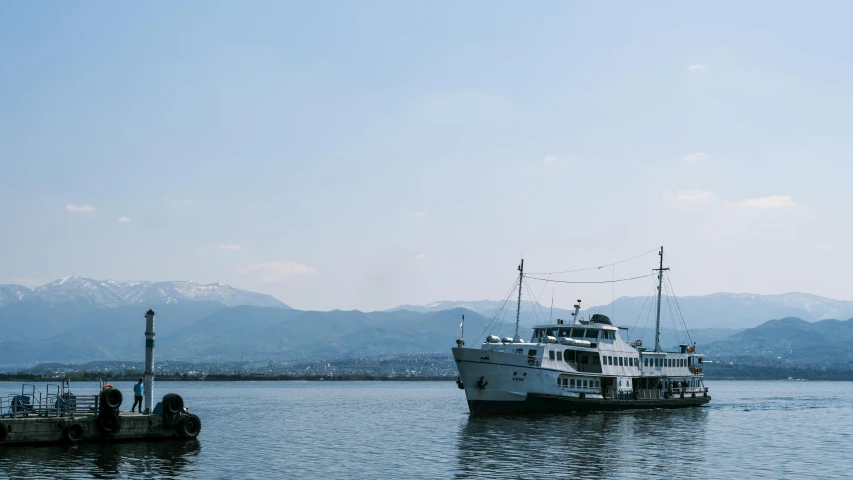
[144,309,156,414]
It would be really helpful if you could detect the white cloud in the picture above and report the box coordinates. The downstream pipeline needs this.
[687,64,707,72]
[65,204,95,214]
[236,260,315,282]
[117,217,132,223]
[218,244,243,252]
[543,155,558,163]
[728,195,798,209]
[682,152,709,162]
[412,211,427,217]
[414,253,428,260]
[675,189,714,201]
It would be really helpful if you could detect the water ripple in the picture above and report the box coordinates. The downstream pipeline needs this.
[1,381,851,479]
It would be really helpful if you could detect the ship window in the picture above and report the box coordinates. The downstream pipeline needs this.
[556,351,563,361]
[608,356,613,365]
[515,349,523,354]
[618,357,623,366]
[582,379,588,388]
[534,329,543,338]
[546,328,557,336]
[559,329,570,337]
[585,329,598,339]
[570,378,575,387]
[528,350,537,356]
[549,351,555,360]
[593,355,600,364]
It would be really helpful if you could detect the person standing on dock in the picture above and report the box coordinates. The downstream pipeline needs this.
[132,379,144,413]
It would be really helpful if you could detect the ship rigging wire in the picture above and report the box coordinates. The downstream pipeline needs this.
[664,267,694,345]
[473,276,520,344]
[628,279,658,341]
[525,248,658,275]
[523,272,656,284]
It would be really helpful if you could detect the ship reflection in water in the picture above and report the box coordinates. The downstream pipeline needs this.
[455,408,709,479]
[0,440,200,478]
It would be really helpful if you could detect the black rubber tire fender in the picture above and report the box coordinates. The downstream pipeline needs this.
[179,414,201,439]
[162,394,184,415]
[100,388,123,410]
[65,423,84,442]
[98,411,121,433]
[0,424,6,441]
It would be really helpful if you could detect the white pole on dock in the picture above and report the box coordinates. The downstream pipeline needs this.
[144,309,156,414]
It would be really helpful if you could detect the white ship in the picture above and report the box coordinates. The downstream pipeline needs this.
[452,247,710,415]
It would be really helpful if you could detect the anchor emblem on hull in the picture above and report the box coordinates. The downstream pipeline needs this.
[476,376,488,389]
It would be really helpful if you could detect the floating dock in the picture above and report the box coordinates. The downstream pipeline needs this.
[0,309,201,446]
[0,384,200,445]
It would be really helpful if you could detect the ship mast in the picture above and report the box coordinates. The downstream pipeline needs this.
[653,246,669,352]
[513,259,524,342]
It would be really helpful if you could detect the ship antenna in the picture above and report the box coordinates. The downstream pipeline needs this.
[513,258,524,342]
[653,246,670,352]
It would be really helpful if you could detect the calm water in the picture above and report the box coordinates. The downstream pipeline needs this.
[0,380,851,479]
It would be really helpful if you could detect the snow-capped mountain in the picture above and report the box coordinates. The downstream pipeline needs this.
[0,285,31,308]
[1,277,289,309]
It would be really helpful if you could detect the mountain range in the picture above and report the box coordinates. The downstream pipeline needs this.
[2,277,852,368]
[0,277,288,309]
[392,292,853,330]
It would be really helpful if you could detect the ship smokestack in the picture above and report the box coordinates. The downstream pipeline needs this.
[144,309,156,414]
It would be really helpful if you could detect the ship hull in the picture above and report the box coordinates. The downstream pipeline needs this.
[468,394,711,415]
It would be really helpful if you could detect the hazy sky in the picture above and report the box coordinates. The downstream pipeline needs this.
[2,1,851,311]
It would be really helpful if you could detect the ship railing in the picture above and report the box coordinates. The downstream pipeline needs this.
[634,389,664,399]
[605,388,644,400]
[0,384,100,418]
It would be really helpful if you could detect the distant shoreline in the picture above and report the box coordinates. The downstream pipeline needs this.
[2,373,853,383]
